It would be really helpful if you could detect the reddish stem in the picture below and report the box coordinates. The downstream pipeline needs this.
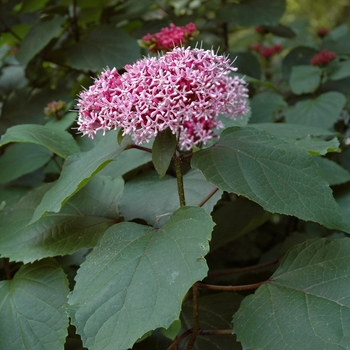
[198,281,264,292]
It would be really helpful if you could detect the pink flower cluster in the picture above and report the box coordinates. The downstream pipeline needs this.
[77,47,249,150]
[252,43,282,58]
[141,23,197,53]
[317,28,329,38]
[310,49,337,66]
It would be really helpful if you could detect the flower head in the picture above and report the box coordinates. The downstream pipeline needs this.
[44,100,66,119]
[310,49,337,66]
[141,23,198,53]
[77,47,249,150]
[317,28,329,38]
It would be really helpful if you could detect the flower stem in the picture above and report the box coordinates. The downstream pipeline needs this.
[174,153,186,207]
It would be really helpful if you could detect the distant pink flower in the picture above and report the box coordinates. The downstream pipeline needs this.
[141,23,197,53]
[251,43,262,52]
[317,28,329,38]
[260,47,275,58]
[273,44,282,52]
[77,47,249,150]
[251,44,282,58]
[310,49,336,66]
[44,100,66,119]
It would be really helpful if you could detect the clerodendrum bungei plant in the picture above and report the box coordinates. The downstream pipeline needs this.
[2,2,350,349]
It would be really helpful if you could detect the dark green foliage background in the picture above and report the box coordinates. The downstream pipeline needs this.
[1,0,350,349]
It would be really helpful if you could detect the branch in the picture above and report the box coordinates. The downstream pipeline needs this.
[129,144,153,153]
[184,283,200,350]
[198,281,264,292]
[200,329,232,335]
[198,187,219,207]
[167,329,192,350]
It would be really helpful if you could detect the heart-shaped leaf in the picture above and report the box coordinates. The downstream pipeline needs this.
[68,206,214,350]
[233,238,350,349]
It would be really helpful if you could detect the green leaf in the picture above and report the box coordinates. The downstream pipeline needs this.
[29,131,130,224]
[120,169,222,227]
[182,293,243,350]
[217,0,285,26]
[0,259,69,349]
[0,176,123,263]
[315,157,350,186]
[0,143,52,184]
[233,238,350,349]
[0,124,80,159]
[16,16,65,66]
[160,319,181,340]
[250,123,338,139]
[250,92,287,123]
[293,135,340,155]
[66,25,140,71]
[45,111,77,131]
[20,0,50,13]
[282,46,319,80]
[192,127,350,233]
[259,24,296,38]
[152,129,177,178]
[329,60,350,80]
[99,147,152,178]
[285,92,346,128]
[0,65,27,94]
[289,65,322,94]
[230,51,261,80]
[68,206,214,350]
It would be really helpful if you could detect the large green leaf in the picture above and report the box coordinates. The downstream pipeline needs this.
[192,127,350,233]
[250,123,337,139]
[284,92,346,128]
[66,25,140,71]
[16,16,65,66]
[68,206,214,350]
[99,147,152,178]
[29,131,130,224]
[120,169,223,227]
[0,124,80,159]
[233,238,350,349]
[249,92,287,123]
[289,65,322,94]
[217,0,285,26]
[0,259,69,349]
[0,143,52,184]
[0,176,123,263]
